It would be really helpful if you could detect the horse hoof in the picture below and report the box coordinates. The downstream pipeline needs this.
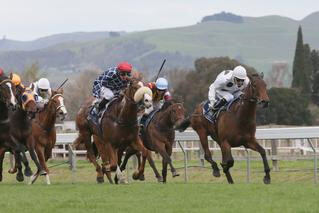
[263,176,271,184]
[24,168,33,177]
[96,176,104,184]
[119,178,128,184]
[172,172,180,177]
[16,173,24,182]
[39,170,47,176]
[157,177,164,182]
[132,171,139,180]
[213,170,221,177]
[8,168,17,174]
[139,174,145,181]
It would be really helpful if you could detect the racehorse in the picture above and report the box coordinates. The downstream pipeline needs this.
[119,100,186,183]
[0,75,17,181]
[31,88,67,184]
[176,73,271,184]
[8,86,47,184]
[74,78,155,183]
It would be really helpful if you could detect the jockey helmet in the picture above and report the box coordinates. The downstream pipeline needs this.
[155,77,168,90]
[38,78,50,90]
[117,62,132,72]
[11,73,22,86]
[232,66,247,80]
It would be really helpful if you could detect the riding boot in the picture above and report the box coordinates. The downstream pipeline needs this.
[139,114,148,136]
[96,98,108,117]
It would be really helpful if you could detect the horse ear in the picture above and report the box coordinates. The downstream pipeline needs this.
[58,87,64,94]
[260,72,264,79]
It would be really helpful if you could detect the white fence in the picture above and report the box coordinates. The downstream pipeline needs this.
[55,126,319,183]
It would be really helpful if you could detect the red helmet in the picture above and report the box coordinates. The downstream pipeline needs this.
[117,62,132,72]
[0,68,3,76]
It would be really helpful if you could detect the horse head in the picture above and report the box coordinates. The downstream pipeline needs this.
[124,78,153,108]
[246,73,269,108]
[50,88,67,121]
[0,75,17,109]
[161,100,186,127]
[19,87,37,119]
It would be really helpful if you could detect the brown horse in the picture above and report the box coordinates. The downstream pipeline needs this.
[8,86,47,183]
[119,100,186,183]
[74,78,155,183]
[176,73,271,184]
[31,88,67,184]
[0,75,18,181]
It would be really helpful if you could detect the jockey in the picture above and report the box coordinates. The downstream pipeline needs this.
[145,77,172,113]
[10,73,25,89]
[208,65,250,113]
[0,68,3,76]
[30,78,52,108]
[139,77,172,130]
[91,62,132,116]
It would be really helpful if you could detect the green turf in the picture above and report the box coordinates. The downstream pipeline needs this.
[1,158,319,212]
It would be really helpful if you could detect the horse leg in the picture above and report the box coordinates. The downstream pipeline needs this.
[197,128,220,177]
[246,140,271,184]
[131,137,153,181]
[14,152,24,182]
[0,147,6,182]
[82,135,104,184]
[19,150,32,177]
[36,145,51,185]
[120,147,137,171]
[220,141,234,184]
[165,144,179,178]
[162,158,168,183]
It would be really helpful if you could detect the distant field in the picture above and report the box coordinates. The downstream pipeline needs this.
[1,158,319,212]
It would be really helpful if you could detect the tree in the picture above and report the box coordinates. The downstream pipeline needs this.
[22,62,43,85]
[303,44,313,96]
[257,88,312,125]
[291,26,310,95]
[311,50,319,104]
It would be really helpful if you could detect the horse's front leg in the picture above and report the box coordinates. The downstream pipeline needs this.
[220,141,234,184]
[246,139,271,184]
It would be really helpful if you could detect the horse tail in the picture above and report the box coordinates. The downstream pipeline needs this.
[175,116,191,132]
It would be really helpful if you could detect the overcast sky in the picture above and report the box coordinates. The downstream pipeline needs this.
[0,0,318,41]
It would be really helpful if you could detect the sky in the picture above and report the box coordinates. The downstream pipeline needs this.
[0,0,318,41]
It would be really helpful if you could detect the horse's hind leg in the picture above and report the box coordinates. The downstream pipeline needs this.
[0,147,5,182]
[220,141,234,184]
[120,147,137,171]
[246,140,271,184]
[197,129,220,177]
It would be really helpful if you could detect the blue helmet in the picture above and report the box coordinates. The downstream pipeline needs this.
[155,77,168,90]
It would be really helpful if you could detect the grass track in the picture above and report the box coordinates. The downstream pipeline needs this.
[1,158,319,212]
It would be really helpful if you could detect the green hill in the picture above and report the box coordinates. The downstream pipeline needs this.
[0,12,318,85]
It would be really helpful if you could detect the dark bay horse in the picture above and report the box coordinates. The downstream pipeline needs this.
[0,75,17,181]
[8,87,47,184]
[176,73,271,184]
[31,88,67,184]
[119,100,186,183]
[74,79,155,183]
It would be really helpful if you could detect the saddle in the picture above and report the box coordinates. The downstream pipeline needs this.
[139,109,160,150]
[202,98,239,124]
[87,97,118,129]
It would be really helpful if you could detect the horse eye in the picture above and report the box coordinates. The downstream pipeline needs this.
[21,94,28,102]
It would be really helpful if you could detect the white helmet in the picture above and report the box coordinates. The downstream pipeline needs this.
[38,78,50,90]
[155,77,168,90]
[232,66,247,80]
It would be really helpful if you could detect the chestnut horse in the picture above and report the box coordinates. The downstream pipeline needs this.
[119,100,186,183]
[31,88,67,184]
[176,73,271,184]
[74,79,156,183]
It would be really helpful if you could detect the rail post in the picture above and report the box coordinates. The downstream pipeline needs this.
[177,140,188,183]
[307,139,317,184]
